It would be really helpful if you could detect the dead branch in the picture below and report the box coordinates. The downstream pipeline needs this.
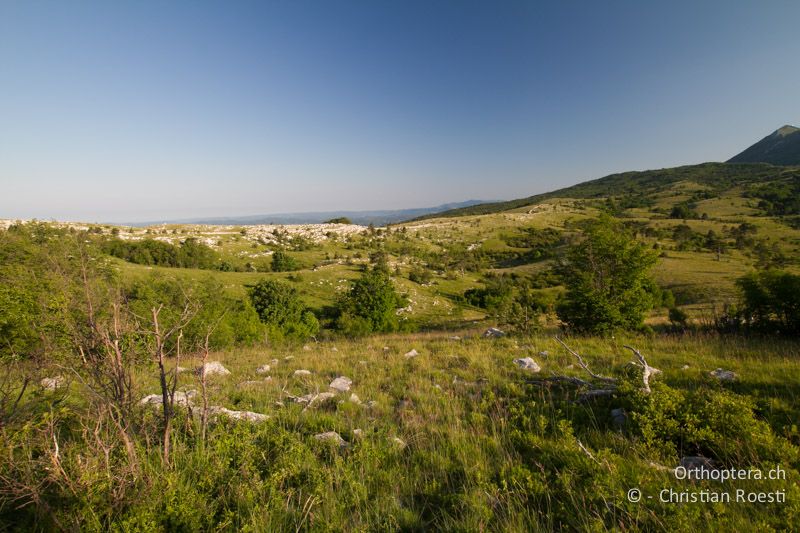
[554,337,617,384]
[623,345,657,394]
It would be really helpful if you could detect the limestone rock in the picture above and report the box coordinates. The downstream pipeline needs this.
[483,327,505,338]
[329,376,352,392]
[208,406,269,423]
[40,376,65,391]
[710,368,736,381]
[139,389,197,407]
[314,431,347,447]
[610,408,627,428]
[680,456,716,470]
[197,361,231,377]
[513,357,541,372]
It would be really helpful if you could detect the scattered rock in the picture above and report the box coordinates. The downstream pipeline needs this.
[40,376,65,391]
[208,406,269,423]
[366,400,379,409]
[270,359,279,365]
[197,361,231,377]
[513,357,541,372]
[449,336,461,341]
[294,369,312,376]
[538,351,549,358]
[710,368,736,381]
[294,391,336,405]
[139,390,197,407]
[303,345,312,351]
[352,428,364,438]
[483,327,505,338]
[610,408,627,428]
[390,436,407,448]
[349,393,361,404]
[314,431,347,447]
[680,456,716,471]
[238,377,272,388]
[256,364,271,374]
[681,364,690,370]
[331,346,338,352]
[329,376,352,392]
[404,349,419,358]
[284,356,295,361]
[383,346,390,352]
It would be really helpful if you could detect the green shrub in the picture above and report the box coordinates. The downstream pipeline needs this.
[336,267,405,335]
[248,279,318,341]
[271,250,299,272]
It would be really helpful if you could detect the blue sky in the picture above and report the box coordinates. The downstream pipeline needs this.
[1,1,798,222]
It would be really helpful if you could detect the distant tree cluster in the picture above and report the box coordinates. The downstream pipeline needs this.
[101,237,219,269]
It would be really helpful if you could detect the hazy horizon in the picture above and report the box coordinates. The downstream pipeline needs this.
[2,1,799,222]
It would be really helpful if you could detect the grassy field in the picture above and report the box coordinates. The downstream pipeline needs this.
[9,331,797,531]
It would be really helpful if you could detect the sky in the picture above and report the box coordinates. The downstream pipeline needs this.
[1,1,799,222]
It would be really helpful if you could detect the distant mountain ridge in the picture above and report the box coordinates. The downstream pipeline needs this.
[409,124,800,222]
[728,124,800,166]
[406,162,794,221]
[125,200,491,227]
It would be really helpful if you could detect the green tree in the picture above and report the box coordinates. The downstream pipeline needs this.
[248,279,318,341]
[337,267,404,335]
[556,216,658,334]
[498,279,553,335]
[736,269,800,334]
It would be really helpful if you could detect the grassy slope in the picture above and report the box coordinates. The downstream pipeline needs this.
[113,332,799,530]
[111,167,800,328]
[408,162,799,220]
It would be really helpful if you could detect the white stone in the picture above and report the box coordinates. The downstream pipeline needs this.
[314,431,347,447]
[294,369,312,376]
[710,368,736,381]
[404,349,419,358]
[513,357,541,372]
[40,376,65,391]
[390,437,407,448]
[483,327,505,338]
[198,361,231,377]
[256,364,271,374]
[329,376,352,392]
[208,406,269,422]
[139,389,197,407]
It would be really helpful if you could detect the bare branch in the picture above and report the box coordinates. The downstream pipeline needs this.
[554,337,617,383]
[623,345,656,394]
